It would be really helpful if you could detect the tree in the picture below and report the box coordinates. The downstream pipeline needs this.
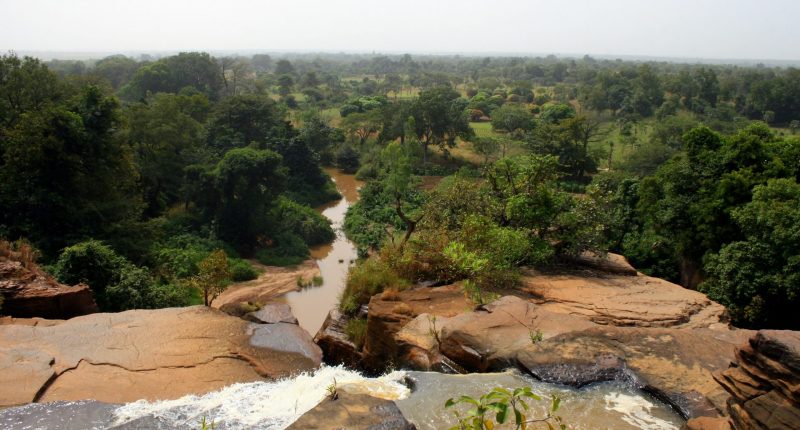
[208,148,287,251]
[0,54,63,128]
[490,104,535,136]
[92,55,138,88]
[410,86,474,163]
[471,137,501,165]
[121,52,223,100]
[205,94,292,153]
[526,115,603,178]
[701,178,800,328]
[341,110,381,145]
[126,92,210,215]
[191,249,231,306]
[0,85,142,257]
[277,74,294,96]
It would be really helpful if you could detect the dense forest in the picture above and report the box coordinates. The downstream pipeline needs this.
[1,51,798,328]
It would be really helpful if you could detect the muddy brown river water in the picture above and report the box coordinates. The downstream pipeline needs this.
[283,168,364,335]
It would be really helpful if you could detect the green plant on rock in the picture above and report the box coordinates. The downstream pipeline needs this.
[199,416,216,430]
[529,329,544,345]
[445,387,565,430]
[345,317,368,350]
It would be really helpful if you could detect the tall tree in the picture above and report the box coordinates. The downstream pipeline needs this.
[410,86,473,163]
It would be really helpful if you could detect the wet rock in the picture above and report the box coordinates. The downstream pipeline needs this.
[517,326,752,419]
[0,306,320,407]
[714,330,800,430]
[0,260,98,319]
[371,293,751,420]
[314,308,363,368]
[249,322,322,365]
[287,392,416,430]
[244,302,298,325]
[683,417,733,430]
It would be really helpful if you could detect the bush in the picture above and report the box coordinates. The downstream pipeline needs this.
[335,144,360,173]
[256,232,309,267]
[340,258,407,316]
[229,258,259,281]
[55,239,189,310]
[273,197,335,246]
[54,240,126,297]
[151,234,237,280]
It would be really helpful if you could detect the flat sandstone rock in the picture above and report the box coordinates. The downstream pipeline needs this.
[0,306,321,407]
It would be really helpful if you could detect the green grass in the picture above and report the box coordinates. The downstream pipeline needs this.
[469,121,501,138]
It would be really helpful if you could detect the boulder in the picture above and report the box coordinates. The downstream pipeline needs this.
[0,306,321,407]
[244,302,298,325]
[249,322,323,364]
[684,417,733,430]
[0,260,98,319]
[570,251,638,275]
[520,266,729,328]
[361,284,471,371]
[314,308,363,368]
[287,392,416,430]
[517,325,752,419]
[714,330,800,430]
[371,293,752,420]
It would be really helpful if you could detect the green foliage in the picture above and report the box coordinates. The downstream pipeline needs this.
[491,103,535,135]
[121,52,222,101]
[188,249,231,306]
[411,86,474,161]
[0,84,142,257]
[229,258,259,282]
[272,197,335,246]
[204,147,287,251]
[54,240,188,310]
[445,387,564,430]
[701,178,800,328]
[340,258,408,316]
[255,232,309,267]
[345,317,368,350]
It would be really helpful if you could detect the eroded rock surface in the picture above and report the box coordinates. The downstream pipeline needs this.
[0,306,321,407]
[213,259,320,308]
[521,265,729,329]
[714,330,800,430]
[0,260,98,319]
[314,308,363,368]
[244,302,298,324]
[287,392,416,430]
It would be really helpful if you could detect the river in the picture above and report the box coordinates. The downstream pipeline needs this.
[283,167,363,335]
[0,169,686,429]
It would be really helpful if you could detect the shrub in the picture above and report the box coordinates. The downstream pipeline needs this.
[340,258,407,316]
[255,232,309,266]
[54,240,126,298]
[273,197,334,246]
[345,317,368,350]
[55,240,189,310]
[229,258,259,282]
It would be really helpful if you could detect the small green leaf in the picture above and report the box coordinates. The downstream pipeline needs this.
[551,395,561,412]
[495,403,509,424]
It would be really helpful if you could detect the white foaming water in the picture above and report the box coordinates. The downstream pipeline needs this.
[111,365,410,429]
[604,392,681,430]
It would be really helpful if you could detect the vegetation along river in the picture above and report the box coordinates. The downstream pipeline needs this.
[0,170,685,429]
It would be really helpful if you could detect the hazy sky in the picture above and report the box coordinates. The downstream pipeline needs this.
[2,0,799,60]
